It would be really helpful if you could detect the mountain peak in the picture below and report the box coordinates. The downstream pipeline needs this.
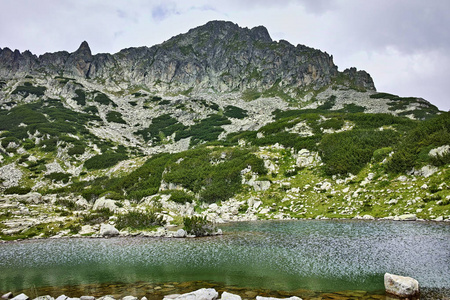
[74,41,92,56]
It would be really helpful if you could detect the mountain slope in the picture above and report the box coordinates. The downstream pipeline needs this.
[0,21,448,240]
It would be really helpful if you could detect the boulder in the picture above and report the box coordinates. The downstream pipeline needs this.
[34,296,54,300]
[100,224,119,237]
[256,297,302,300]
[80,297,95,300]
[14,192,43,204]
[220,292,241,300]
[396,214,417,221]
[97,296,115,300]
[122,297,138,300]
[55,295,67,300]
[173,229,187,238]
[2,293,13,300]
[93,197,118,212]
[252,181,271,192]
[384,273,419,298]
[11,294,29,300]
[164,288,219,300]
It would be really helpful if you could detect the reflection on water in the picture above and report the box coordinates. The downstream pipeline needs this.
[1,220,449,299]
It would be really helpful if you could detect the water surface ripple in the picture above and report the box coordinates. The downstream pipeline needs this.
[1,220,449,294]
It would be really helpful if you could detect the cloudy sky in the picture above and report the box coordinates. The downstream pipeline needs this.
[1,0,449,110]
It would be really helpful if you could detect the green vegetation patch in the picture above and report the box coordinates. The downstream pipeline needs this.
[84,152,128,170]
[223,105,248,119]
[94,92,117,107]
[106,111,126,124]
[73,89,86,106]
[176,114,231,145]
[319,129,399,175]
[116,209,166,230]
[137,114,186,143]
[45,172,71,183]
[12,84,46,97]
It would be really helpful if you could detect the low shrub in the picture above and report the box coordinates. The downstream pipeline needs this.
[106,111,127,124]
[183,216,215,236]
[115,209,166,230]
[4,186,32,195]
[45,172,71,183]
[84,152,128,170]
[161,190,195,204]
[82,208,114,225]
[73,89,86,106]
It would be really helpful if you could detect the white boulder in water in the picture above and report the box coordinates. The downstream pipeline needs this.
[384,273,419,298]
[163,288,219,300]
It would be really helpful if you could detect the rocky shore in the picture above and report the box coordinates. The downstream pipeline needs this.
[0,274,426,300]
[1,188,449,242]
[2,289,302,300]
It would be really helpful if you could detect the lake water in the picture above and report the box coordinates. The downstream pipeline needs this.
[1,220,449,299]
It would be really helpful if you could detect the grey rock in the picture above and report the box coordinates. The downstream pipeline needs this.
[2,293,13,300]
[80,296,95,300]
[93,197,118,212]
[396,214,417,221]
[14,192,43,204]
[122,297,138,300]
[384,273,419,298]
[429,145,450,157]
[173,229,187,238]
[256,297,302,300]
[100,224,119,237]
[165,288,219,300]
[252,180,271,192]
[0,163,23,188]
[220,292,241,300]
[97,296,115,300]
[33,296,54,300]
[11,294,29,300]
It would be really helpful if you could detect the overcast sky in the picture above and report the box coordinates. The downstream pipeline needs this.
[1,0,448,111]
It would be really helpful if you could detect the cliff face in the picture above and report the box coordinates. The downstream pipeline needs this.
[0,21,375,94]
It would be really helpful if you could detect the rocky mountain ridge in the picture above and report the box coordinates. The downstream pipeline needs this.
[0,21,374,96]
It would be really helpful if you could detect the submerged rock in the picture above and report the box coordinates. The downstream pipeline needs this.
[256,297,302,300]
[163,288,219,300]
[384,273,420,298]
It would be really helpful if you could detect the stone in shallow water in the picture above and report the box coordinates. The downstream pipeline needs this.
[256,297,302,300]
[220,292,241,300]
[384,273,420,298]
[1,293,13,300]
[34,296,54,300]
[97,296,116,300]
[163,288,219,300]
[11,294,29,300]
[122,296,138,300]
[80,296,95,300]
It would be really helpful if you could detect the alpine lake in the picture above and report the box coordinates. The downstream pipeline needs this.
[1,220,449,300]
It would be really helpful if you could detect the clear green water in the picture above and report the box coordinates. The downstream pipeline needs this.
[0,220,449,297]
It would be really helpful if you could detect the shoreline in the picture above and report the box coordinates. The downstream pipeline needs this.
[1,216,450,243]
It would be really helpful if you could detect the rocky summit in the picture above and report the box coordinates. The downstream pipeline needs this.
[0,21,448,240]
